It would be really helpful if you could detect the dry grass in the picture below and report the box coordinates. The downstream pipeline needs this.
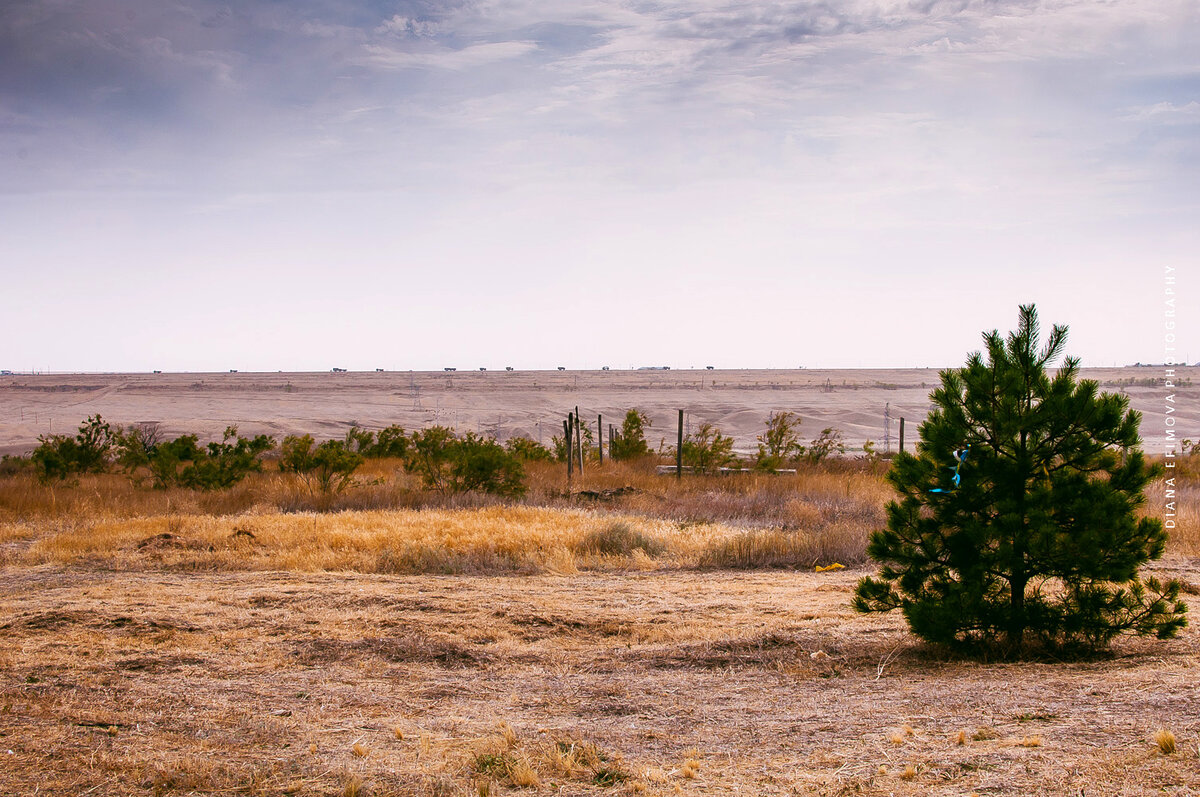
[3,564,1198,796]
[2,504,868,575]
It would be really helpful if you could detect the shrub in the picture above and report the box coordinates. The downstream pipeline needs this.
[281,434,364,494]
[406,427,526,498]
[552,419,594,463]
[575,521,664,557]
[145,434,204,489]
[367,424,410,458]
[755,411,803,470]
[854,305,1187,654]
[680,422,736,474]
[802,427,845,464]
[178,427,274,490]
[31,415,116,480]
[505,436,555,462]
[609,410,651,461]
[343,425,376,455]
[0,454,32,476]
[114,421,164,474]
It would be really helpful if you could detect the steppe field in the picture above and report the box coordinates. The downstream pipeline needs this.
[1,368,1197,796]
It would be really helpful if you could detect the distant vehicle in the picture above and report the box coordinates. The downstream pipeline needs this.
[331,367,347,373]
[601,366,610,371]
[229,369,238,373]
[0,370,11,375]
[444,367,456,372]
[375,368,384,372]
[705,366,714,370]
[557,366,566,371]
[479,367,487,371]
[505,366,514,371]
[152,370,162,374]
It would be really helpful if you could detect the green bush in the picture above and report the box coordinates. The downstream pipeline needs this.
[367,424,410,458]
[679,422,736,474]
[754,411,803,470]
[609,410,651,461]
[802,427,845,464]
[177,427,274,490]
[406,427,526,498]
[281,434,364,494]
[31,415,116,480]
[504,435,555,462]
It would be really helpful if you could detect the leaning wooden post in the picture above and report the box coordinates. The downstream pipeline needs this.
[899,417,905,453]
[563,417,573,485]
[676,409,684,481]
[597,414,603,464]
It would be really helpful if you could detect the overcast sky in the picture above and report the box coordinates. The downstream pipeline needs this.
[1,0,1196,372]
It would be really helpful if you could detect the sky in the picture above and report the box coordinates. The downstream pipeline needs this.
[1,0,1197,372]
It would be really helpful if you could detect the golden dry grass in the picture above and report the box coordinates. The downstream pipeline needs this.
[2,504,863,575]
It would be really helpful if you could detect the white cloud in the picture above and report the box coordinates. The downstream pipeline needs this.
[359,40,538,71]
[1121,100,1200,123]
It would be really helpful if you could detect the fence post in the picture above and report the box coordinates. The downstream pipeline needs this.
[575,406,584,478]
[597,414,603,464]
[899,417,905,453]
[677,409,684,481]
[563,417,573,484]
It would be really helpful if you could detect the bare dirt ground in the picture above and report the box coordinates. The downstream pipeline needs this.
[1,367,1192,457]
[3,560,1199,796]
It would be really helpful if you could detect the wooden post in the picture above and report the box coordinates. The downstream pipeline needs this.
[597,414,603,464]
[899,417,905,453]
[563,417,573,484]
[677,409,684,481]
[575,406,584,478]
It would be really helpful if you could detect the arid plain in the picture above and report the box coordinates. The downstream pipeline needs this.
[0,367,1191,457]
[1,367,1196,796]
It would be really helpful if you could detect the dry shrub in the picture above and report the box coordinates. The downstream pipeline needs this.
[697,528,816,569]
[574,521,665,557]
[470,725,629,789]
[1155,729,1177,755]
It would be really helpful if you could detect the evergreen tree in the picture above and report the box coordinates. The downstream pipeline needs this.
[854,305,1186,654]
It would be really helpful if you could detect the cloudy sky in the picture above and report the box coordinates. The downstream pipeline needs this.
[1,0,1196,372]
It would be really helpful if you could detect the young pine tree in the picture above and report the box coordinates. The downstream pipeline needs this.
[854,305,1186,655]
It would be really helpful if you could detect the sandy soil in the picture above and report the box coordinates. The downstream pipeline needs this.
[2,560,1198,796]
[1,366,1191,457]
